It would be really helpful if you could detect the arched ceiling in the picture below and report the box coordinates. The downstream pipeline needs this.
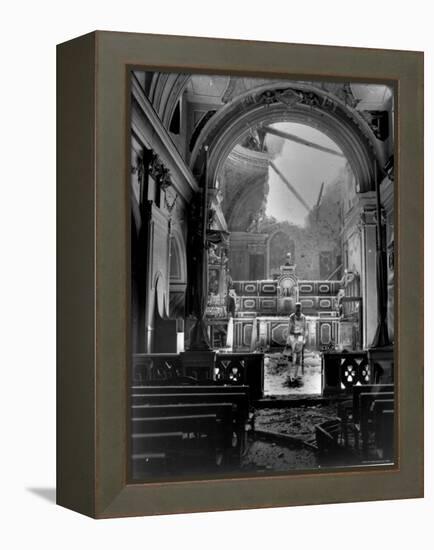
[142,72,389,194]
[189,82,385,194]
[149,73,191,127]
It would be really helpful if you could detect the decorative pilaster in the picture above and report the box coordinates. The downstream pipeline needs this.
[359,207,378,348]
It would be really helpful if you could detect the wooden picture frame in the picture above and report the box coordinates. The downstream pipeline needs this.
[57,31,423,518]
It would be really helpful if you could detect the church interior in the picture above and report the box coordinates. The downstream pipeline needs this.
[129,71,395,480]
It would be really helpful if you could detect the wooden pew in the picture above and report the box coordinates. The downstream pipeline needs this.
[131,403,235,476]
[133,393,247,441]
[132,384,250,395]
[358,391,394,456]
[130,383,250,478]
[132,403,233,439]
[131,391,248,409]
[132,402,233,420]
[131,427,217,476]
[338,384,394,457]
[132,429,217,457]
[131,386,249,419]
[352,384,394,425]
[134,398,244,441]
[131,413,218,434]
[132,431,185,453]
[132,414,223,457]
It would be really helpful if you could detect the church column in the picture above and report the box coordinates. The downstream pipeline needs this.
[359,204,378,348]
[182,148,215,380]
[358,177,393,381]
[141,203,157,353]
[371,166,390,348]
[366,174,394,382]
[381,177,394,343]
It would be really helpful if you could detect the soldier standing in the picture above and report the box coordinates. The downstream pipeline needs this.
[286,301,307,383]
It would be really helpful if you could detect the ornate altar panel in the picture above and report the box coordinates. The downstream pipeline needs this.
[233,318,255,351]
[207,254,363,352]
[259,281,278,295]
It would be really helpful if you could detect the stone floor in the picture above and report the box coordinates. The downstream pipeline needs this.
[241,403,360,473]
[264,351,322,396]
[241,435,318,473]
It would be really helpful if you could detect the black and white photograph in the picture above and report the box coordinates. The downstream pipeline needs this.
[129,71,395,481]
[3,0,430,539]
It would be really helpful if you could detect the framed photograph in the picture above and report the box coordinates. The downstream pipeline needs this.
[57,31,423,518]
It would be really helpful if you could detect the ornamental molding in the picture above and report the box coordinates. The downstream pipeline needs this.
[131,74,199,201]
[189,80,384,195]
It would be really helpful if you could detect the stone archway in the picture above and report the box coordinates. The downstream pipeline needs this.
[189,81,384,193]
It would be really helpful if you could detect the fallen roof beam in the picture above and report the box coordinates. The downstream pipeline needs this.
[264,126,345,158]
[269,161,311,212]
[316,182,325,208]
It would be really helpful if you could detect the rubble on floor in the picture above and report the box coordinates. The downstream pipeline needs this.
[253,403,339,446]
[241,435,318,472]
[264,351,322,396]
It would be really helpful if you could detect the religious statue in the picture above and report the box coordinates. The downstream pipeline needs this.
[226,288,237,318]
[246,206,266,233]
[208,243,221,264]
[335,288,345,315]
[284,252,292,266]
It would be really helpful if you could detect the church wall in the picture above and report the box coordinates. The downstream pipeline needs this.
[263,222,340,281]
[219,148,270,232]
[229,224,341,282]
[130,80,197,353]
[229,232,268,281]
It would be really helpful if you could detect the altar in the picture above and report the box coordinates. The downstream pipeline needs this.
[206,260,362,353]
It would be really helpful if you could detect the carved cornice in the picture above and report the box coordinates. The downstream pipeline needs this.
[359,207,386,229]
[131,151,146,182]
[131,74,199,202]
[132,147,180,215]
[359,209,374,227]
[189,80,384,195]
[247,84,360,111]
[148,150,172,190]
